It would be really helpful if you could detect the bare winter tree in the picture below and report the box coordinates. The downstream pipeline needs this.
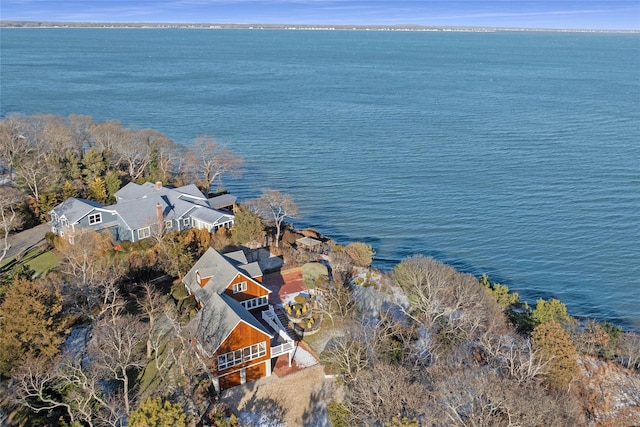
[321,321,370,383]
[14,355,124,426]
[56,228,126,314]
[247,189,299,248]
[114,128,171,181]
[345,362,426,426]
[0,115,30,181]
[0,186,25,264]
[181,136,244,194]
[90,314,146,415]
[479,332,549,384]
[67,114,96,155]
[618,332,640,370]
[90,120,133,169]
[137,282,167,360]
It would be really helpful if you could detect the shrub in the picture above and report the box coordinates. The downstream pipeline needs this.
[344,242,375,267]
[128,397,187,427]
[302,262,328,289]
[44,231,60,247]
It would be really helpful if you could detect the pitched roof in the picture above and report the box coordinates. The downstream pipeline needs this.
[107,182,226,230]
[190,206,234,226]
[184,248,246,297]
[183,248,273,355]
[49,198,104,223]
[175,184,208,201]
[192,293,273,356]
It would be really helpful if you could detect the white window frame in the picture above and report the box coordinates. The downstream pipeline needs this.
[233,281,247,294]
[88,213,102,225]
[183,218,191,227]
[217,341,267,370]
[164,220,173,230]
[241,296,268,310]
[138,226,151,240]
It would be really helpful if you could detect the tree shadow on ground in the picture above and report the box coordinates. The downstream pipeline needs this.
[301,381,333,427]
[238,394,286,427]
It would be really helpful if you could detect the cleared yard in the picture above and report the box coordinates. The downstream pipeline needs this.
[223,364,332,427]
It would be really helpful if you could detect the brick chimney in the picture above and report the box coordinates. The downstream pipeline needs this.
[156,203,163,228]
[155,181,162,190]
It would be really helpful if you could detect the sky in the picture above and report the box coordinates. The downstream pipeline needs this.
[1,0,639,30]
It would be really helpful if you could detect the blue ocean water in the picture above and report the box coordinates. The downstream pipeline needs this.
[1,29,639,330]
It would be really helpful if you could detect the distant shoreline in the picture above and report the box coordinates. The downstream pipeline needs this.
[1,20,638,33]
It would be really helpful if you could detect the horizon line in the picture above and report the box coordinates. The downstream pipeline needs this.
[1,20,638,33]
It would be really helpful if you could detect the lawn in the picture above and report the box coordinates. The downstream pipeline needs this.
[1,246,60,278]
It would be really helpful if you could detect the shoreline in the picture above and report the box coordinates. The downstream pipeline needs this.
[1,21,638,33]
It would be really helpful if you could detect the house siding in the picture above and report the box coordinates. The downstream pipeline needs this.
[224,273,270,302]
[219,372,241,390]
[75,210,127,241]
[215,322,271,374]
[218,361,267,391]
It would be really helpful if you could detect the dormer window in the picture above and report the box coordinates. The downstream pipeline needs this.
[88,213,102,225]
[232,281,247,294]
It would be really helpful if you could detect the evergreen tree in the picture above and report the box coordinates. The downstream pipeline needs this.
[531,298,575,326]
[81,147,107,182]
[0,278,66,376]
[87,176,108,204]
[532,321,579,389]
[105,170,122,204]
[479,273,519,308]
[230,205,265,245]
[62,179,79,200]
[128,397,187,427]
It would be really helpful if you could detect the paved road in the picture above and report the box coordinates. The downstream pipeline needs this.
[4,223,50,260]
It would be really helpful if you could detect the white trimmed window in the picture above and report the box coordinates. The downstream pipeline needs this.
[217,342,267,370]
[88,213,102,225]
[241,296,268,310]
[232,281,247,294]
[138,226,151,240]
[183,218,191,227]
[164,220,173,230]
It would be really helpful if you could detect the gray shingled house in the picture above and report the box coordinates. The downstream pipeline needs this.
[48,181,234,242]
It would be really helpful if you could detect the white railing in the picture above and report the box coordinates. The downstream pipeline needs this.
[262,306,294,342]
[271,341,295,357]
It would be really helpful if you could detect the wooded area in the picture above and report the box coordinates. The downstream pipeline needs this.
[0,114,639,426]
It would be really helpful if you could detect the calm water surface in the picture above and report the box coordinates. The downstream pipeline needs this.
[1,29,639,330]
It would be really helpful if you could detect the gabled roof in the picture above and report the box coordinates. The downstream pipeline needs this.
[105,182,227,230]
[184,248,248,297]
[192,293,273,356]
[224,250,248,264]
[104,193,199,231]
[49,198,104,224]
[175,184,208,201]
[115,182,209,207]
[190,206,234,226]
[224,250,262,278]
[184,248,273,356]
